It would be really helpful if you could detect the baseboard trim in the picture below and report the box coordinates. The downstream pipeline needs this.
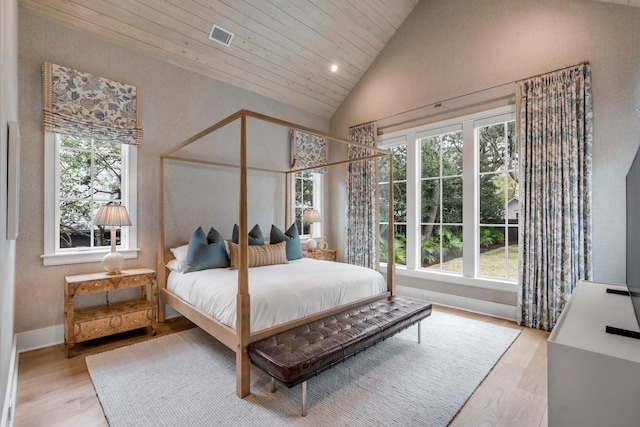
[16,324,64,354]
[17,306,182,354]
[397,285,517,321]
[1,336,18,427]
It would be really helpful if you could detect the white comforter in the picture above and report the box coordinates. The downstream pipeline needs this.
[167,258,387,332]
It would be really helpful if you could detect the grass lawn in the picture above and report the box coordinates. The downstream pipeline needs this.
[426,244,518,280]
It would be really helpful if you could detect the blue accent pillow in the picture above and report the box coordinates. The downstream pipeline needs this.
[185,227,230,272]
[232,224,264,246]
[270,223,303,261]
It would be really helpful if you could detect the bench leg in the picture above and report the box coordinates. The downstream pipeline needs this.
[302,380,307,417]
[418,321,422,344]
[271,377,276,393]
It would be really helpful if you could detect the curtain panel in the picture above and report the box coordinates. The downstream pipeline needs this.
[516,63,593,331]
[290,130,327,173]
[42,62,143,146]
[345,122,377,269]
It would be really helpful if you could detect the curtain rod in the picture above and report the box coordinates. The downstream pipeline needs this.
[375,61,589,125]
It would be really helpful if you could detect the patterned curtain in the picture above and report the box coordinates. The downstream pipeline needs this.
[516,63,593,331]
[345,122,377,269]
[290,130,327,173]
[42,62,143,145]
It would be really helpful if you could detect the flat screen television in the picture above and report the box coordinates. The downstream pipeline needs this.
[606,144,640,339]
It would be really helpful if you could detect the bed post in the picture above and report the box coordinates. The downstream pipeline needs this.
[157,157,167,322]
[236,111,251,398]
[387,155,396,295]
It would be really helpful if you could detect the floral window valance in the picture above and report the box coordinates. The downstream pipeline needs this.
[290,130,327,173]
[42,62,143,146]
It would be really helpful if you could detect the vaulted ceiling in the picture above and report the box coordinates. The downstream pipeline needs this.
[20,0,419,118]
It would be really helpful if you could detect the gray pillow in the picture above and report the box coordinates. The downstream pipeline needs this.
[270,223,303,261]
[185,227,230,272]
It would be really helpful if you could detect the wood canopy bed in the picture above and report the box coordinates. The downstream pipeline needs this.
[156,109,396,398]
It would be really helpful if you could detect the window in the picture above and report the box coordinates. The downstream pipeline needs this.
[379,143,407,265]
[292,171,323,237]
[378,106,517,287]
[43,133,138,266]
[420,129,463,273]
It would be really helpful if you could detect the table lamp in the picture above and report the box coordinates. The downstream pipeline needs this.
[95,203,132,275]
[303,209,321,250]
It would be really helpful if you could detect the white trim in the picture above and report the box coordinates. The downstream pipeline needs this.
[382,264,518,293]
[1,336,18,427]
[43,133,138,266]
[16,324,64,353]
[41,248,140,266]
[396,285,517,321]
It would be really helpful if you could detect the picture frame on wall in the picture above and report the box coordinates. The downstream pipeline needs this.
[7,121,20,240]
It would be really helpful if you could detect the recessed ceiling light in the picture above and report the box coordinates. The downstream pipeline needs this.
[331,64,338,73]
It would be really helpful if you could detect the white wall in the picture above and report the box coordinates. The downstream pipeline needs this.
[0,0,19,423]
[329,0,640,308]
[15,11,329,337]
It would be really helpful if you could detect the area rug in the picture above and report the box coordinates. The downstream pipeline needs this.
[86,311,520,426]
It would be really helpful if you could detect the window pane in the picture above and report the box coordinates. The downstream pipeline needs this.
[421,224,441,269]
[59,148,91,200]
[95,139,121,156]
[421,137,440,178]
[441,131,463,176]
[379,183,389,222]
[393,181,407,223]
[479,123,506,173]
[59,200,93,248]
[421,178,440,223]
[442,177,462,223]
[379,224,406,266]
[479,226,508,279]
[94,154,122,201]
[60,134,91,150]
[392,145,407,181]
[378,155,390,183]
[441,225,463,274]
[479,173,505,223]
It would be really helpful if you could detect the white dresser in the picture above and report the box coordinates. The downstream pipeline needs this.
[548,280,640,427]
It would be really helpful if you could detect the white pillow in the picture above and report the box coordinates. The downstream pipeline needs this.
[168,244,189,273]
[166,258,183,273]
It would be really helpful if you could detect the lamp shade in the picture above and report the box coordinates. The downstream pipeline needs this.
[95,204,132,227]
[303,209,321,223]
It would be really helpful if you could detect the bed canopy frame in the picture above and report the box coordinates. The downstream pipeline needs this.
[156,109,396,398]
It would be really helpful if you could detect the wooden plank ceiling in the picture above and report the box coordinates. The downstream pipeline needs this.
[20,0,420,118]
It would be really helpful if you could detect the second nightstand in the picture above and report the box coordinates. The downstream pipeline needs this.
[64,268,157,357]
[303,248,337,261]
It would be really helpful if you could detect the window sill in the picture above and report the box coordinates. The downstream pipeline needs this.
[381,264,518,293]
[41,248,140,266]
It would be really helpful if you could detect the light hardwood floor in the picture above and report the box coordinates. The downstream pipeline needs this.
[14,306,549,427]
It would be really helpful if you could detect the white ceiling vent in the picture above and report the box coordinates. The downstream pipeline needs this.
[208,24,234,47]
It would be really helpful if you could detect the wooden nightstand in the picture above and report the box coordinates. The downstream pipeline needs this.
[64,267,157,357]
[303,249,337,261]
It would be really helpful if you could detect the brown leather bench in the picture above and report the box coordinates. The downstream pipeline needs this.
[248,295,432,416]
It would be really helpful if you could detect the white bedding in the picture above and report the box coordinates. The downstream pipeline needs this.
[167,258,387,332]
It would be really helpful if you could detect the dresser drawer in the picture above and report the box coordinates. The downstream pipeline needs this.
[75,279,117,294]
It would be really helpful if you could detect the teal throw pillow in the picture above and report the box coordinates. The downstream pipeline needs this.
[185,227,230,272]
[270,223,303,261]
[232,224,264,246]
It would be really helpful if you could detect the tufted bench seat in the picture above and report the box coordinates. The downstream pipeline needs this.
[248,295,432,416]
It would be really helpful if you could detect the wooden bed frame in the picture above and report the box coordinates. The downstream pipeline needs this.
[156,110,396,398]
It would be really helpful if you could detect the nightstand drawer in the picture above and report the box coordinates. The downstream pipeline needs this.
[74,273,152,295]
[75,279,117,294]
[74,303,153,342]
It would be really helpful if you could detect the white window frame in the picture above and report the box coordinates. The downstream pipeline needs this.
[42,132,139,266]
[378,105,517,291]
[290,171,324,239]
